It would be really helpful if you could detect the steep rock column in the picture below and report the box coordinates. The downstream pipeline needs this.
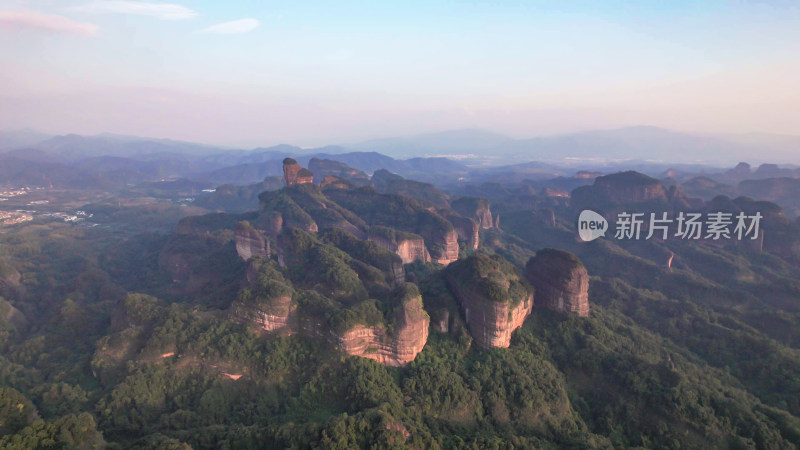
[283,158,314,186]
[234,221,270,261]
[525,248,590,317]
[336,294,429,366]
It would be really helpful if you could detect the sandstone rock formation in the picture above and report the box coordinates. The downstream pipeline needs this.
[234,221,269,261]
[368,226,431,264]
[320,175,353,189]
[525,248,589,317]
[230,259,296,333]
[594,171,667,203]
[442,211,479,250]
[571,171,668,210]
[258,183,369,236]
[445,253,534,348]
[451,196,494,229]
[234,294,295,333]
[542,188,569,198]
[431,229,459,266]
[309,158,369,185]
[371,169,451,208]
[336,293,429,367]
[235,259,429,366]
[282,158,314,186]
[324,186,459,265]
[0,257,21,290]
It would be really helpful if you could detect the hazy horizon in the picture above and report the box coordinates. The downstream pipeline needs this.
[2,1,799,148]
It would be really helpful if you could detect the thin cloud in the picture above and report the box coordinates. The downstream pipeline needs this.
[201,18,260,35]
[72,1,196,20]
[0,11,98,36]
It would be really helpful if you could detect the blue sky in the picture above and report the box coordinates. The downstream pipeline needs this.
[1,0,798,146]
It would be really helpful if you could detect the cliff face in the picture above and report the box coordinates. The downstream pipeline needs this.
[282,158,314,186]
[0,258,21,290]
[594,171,667,203]
[451,197,494,229]
[525,249,589,317]
[234,221,270,261]
[444,253,534,348]
[442,211,479,250]
[309,158,370,185]
[396,238,431,264]
[320,175,353,189]
[232,295,295,333]
[368,228,431,264]
[337,296,429,367]
[231,260,296,332]
[572,171,668,210]
[367,224,455,266]
[448,283,532,349]
[431,230,459,266]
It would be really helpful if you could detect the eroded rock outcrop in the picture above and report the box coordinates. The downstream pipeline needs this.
[234,221,270,261]
[258,183,370,236]
[368,226,431,264]
[445,253,534,349]
[525,248,589,317]
[236,259,428,366]
[442,211,479,250]
[230,259,296,332]
[309,158,369,186]
[431,229,459,266]
[324,186,459,266]
[595,171,667,203]
[571,171,668,210]
[372,169,451,208]
[320,175,354,189]
[336,291,429,367]
[452,197,494,229]
[282,158,314,186]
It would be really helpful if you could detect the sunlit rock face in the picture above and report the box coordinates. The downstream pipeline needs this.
[337,295,429,367]
[367,227,431,264]
[444,253,534,349]
[525,248,589,317]
[234,221,269,261]
[282,158,313,186]
[451,196,494,229]
[232,295,295,333]
[450,285,533,349]
[309,158,370,185]
[441,210,479,250]
[431,229,459,266]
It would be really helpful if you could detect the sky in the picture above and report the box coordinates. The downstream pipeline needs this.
[0,0,799,147]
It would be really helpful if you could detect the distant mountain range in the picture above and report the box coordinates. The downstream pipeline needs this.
[3,126,800,167]
[348,126,800,165]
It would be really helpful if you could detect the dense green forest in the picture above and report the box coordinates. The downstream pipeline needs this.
[1,176,800,449]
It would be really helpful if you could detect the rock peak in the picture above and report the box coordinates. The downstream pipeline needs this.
[283,158,314,186]
[525,249,589,317]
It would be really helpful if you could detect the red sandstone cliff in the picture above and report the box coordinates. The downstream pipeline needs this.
[448,282,533,349]
[525,249,589,317]
[368,228,431,264]
[336,295,429,366]
[451,197,494,229]
[444,254,534,348]
[431,229,459,266]
[282,158,314,186]
[234,221,270,261]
